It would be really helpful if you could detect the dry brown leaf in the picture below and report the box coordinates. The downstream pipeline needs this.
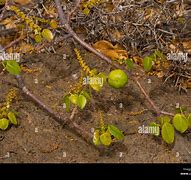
[111,29,124,41]
[93,40,117,50]
[43,6,58,18]
[19,42,34,53]
[182,40,191,54]
[0,18,17,29]
[144,8,154,20]
[93,40,128,60]
[13,0,31,5]
[132,56,143,66]
[185,79,191,89]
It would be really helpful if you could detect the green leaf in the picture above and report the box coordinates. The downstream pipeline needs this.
[63,95,71,112]
[77,95,87,109]
[100,132,112,146]
[83,8,90,15]
[143,56,153,72]
[90,69,97,76]
[93,129,101,146]
[173,114,188,133]
[108,124,124,140]
[157,115,170,125]
[81,90,91,101]
[161,122,174,144]
[4,60,21,75]
[154,50,165,60]
[34,34,43,43]
[0,118,9,130]
[41,29,54,41]
[8,111,17,125]
[90,81,102,92]
[97,72,107,84]
[176,106,187,114]
[69,94,78,105]
[149,122,160,136]
[188,113,191,128]
[125,59,134,69]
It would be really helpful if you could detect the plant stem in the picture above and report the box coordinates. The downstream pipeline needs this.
[54,0,174,117]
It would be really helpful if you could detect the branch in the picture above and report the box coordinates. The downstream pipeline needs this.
[16,75,94,145]
[54,0,174,116]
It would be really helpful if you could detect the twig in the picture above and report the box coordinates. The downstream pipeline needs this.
[15,75,94,145]
[54,0,172,116]
[3,35,25,51]
[0,0,8,21]
[67,0,81,23]
[54,0,121,69]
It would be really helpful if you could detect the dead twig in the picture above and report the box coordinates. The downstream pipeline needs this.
[15,74,94,146]
[54,0,173,117]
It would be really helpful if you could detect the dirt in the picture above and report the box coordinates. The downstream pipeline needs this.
[0,41,191,163]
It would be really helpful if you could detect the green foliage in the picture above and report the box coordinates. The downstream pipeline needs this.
[41,29,54,42]
[8,6,54,43]
[143,50,165,72]
[93,129,101,146]
[143,56,153,72]
[161,122,174,144]
[93,124,124,146]
[2,60,21,75]
[69,94,78,105]
[77,95,87,109]
[0,118,9,130]
[63,95,71,113]
[173,114,188,133]
[0,88,18,131]
[63,90,91,112]
[188,113,191,128]
[149,122,160,136]
[108,124,124,140]
[151,107,191,144]
[157,115,170,125]
[8,111,17,125]
[0,109,18,131]
[124,59,134,69]
[100,132,112,146]
[92,111,124,146]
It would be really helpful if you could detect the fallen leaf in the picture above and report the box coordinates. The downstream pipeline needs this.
[13,0,31,5]
[182,40,191,54]
[19,42,34,53]
[0,18,17,29]
[93,40,128,60]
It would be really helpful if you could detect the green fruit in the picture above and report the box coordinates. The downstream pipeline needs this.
[108,69,128,89]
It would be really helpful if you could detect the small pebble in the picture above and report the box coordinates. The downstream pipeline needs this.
[63,54,67,60]
[90,128,95,134]
[34,78,38,84]
[176,103,180,108]
[72,73,78,80]
[119,152,123,158]
[63,103,66,109]
[148,78,152,84]
[91,30,95,35]
[118,5,123,11]
[176,152,180,158]
[119,103,123,109]
[63,152,67,158]
[4,152,10,158]
[35,127,38,133]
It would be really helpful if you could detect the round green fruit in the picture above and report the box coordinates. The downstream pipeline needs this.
[108,69,128,89]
